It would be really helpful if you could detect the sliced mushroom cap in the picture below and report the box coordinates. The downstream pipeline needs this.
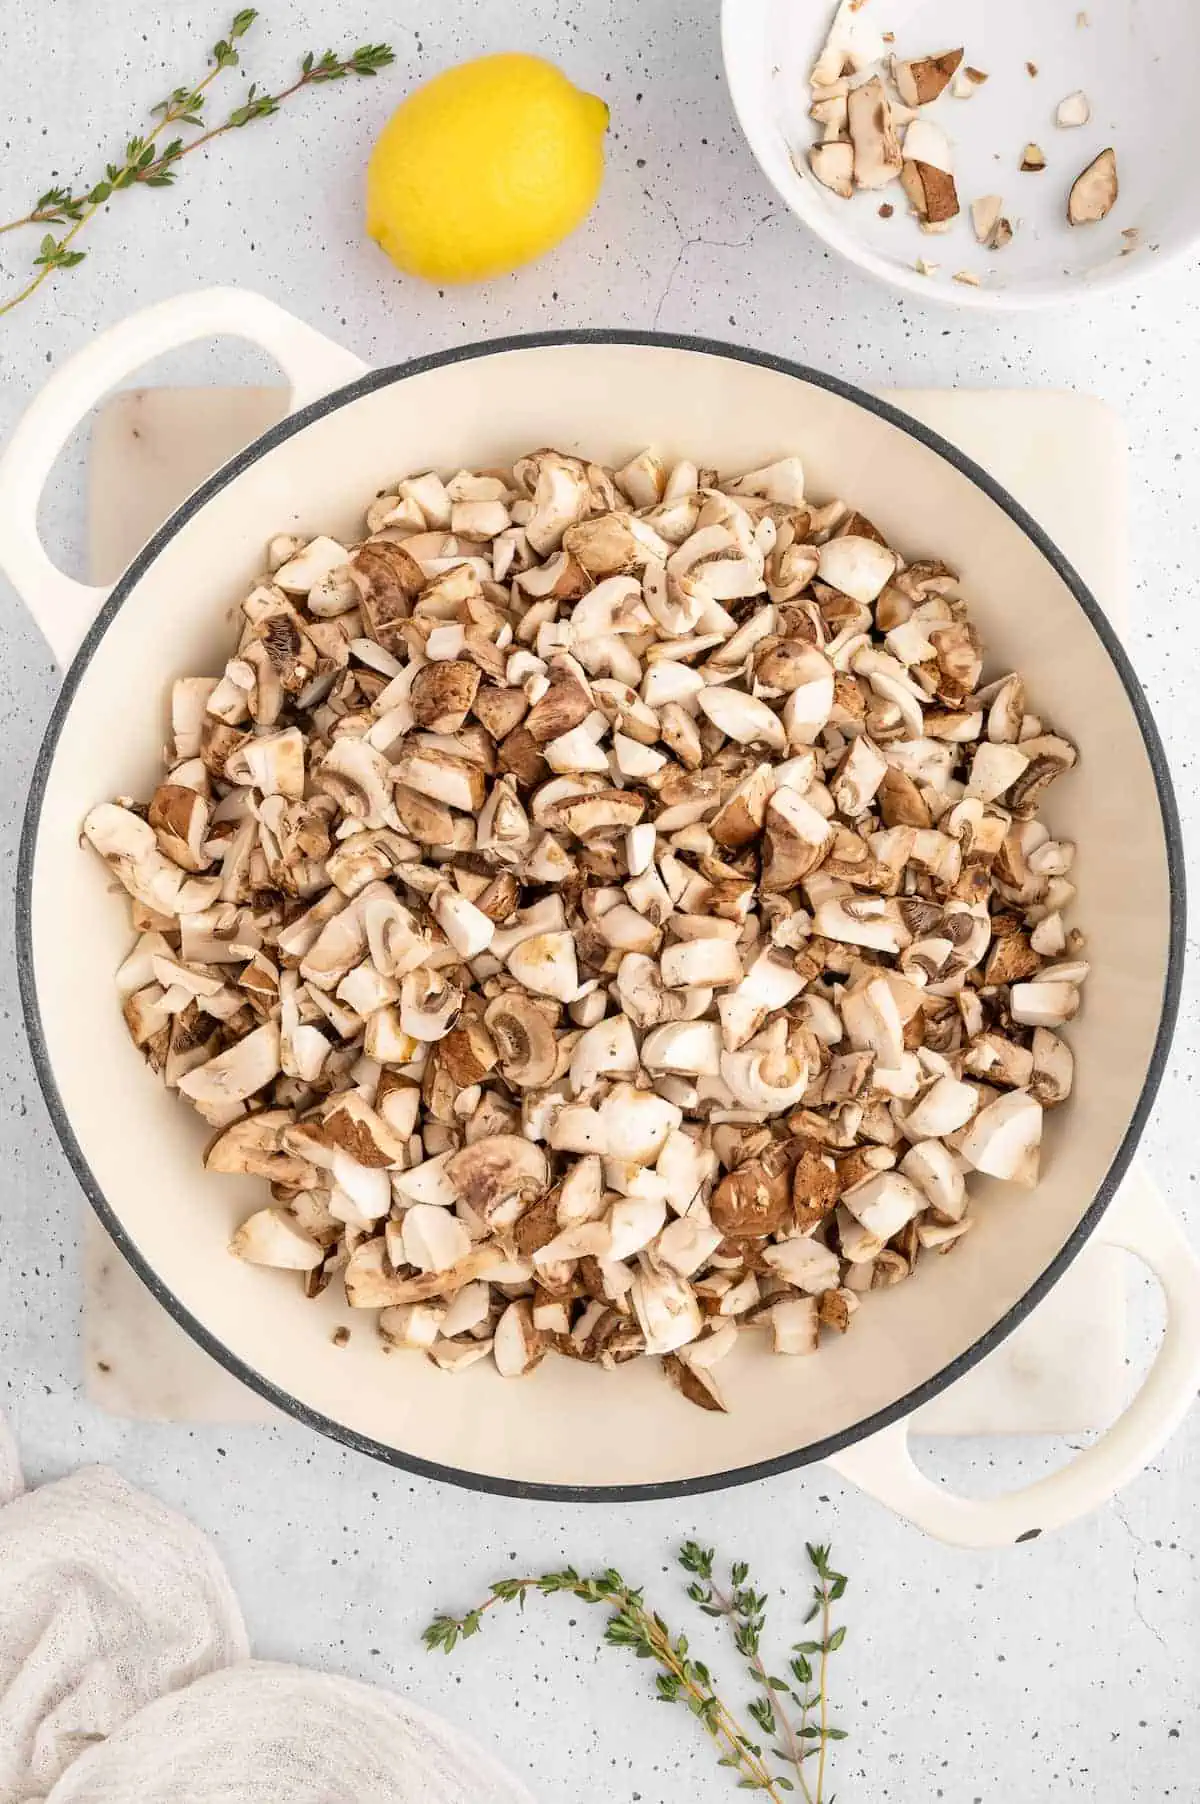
[1068,147,1118,225]
[818,536,896,604]
[841,1170,925,1240]
[957,1089,1043,1186]
[762,1235,840,1293]
[631,1264,702,1355]
[445,1134,550,1220]
[401,1202,473,1273]
[641,1018,723,1077]
[178,1022,281,1106]
[483,991,558,1087]
[769,1295,819,1355]
[492,1298,547,1377]
[230,1207,323,1270]
[569,1012,639,1094]
[148,784,212,872]
[894,47,963,106]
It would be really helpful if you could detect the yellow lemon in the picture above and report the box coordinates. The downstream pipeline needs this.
[366,53,608,285]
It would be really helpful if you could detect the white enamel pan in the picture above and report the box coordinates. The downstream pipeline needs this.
[2,288,1195,1545]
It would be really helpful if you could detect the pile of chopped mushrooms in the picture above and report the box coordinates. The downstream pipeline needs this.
[84,443,1086,1412]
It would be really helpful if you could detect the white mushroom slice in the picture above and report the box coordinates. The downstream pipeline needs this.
[272,536,350,595]
[379,1302,446,1350]
[717,951,807,1053]
[900,1139,967,1220]
[1055,89,1091,129]
[569,1013,639,1094]
[957,1089,1043,1186]
[431,885,494,959]
[330,1151,392,1222]
[818,536,896,604]
[534,1220,612,1267]
[230,1207,323,1271]
[615,448,667,508]
[808,140,855,198]
[841,1170,924,1240]
[770,1296,819,1355]
[612,733,666,779]
[653,1215,724,1278]
[401,1203,472,1274]
[813,895,909,955]
[1068,147,1118,224]
[545,724,612,775]
[727,458,804,507]
[556,1154,606,1225]
[438,1281,492,1339]
[506,931,579,1002]
[762,1236,840,1294]
[831,735,888,816]
[836,1206,883,1265]
[398,971,462,1043]
[492,1299,545,1377]
[902,117,954,173]
[392,1151,457,1209]
[967,742,1029,803]
[337,962,400,1017]
[548,1104,611,1157]
[597,902,662,952]
[696,685,787,751]
[641,661,705,710]
[608,1192,669,1261]
[393,747,484,814]
[903,1075,979,1139]
[762,787,833,888]
[660,937,743,989]
[626,822,657,876]
[810,0,885,85]
[600,1084,682,1163]
[178,1022,281,1107]
[1030,1028,1074,1107]
[641,1019,723,1077]
[847,75,902,189]
[631,1265,702,1355]
[1010,981,1079,1028]
[842,977,905,1071]
[720,1046,809,1113]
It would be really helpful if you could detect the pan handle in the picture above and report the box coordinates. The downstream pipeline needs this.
[827,1165,1200,1546]
[0,287,367,667]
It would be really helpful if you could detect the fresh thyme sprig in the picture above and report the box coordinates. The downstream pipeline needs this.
[424,1544,849,1801]
[0,12,395,319]
[679,1542,849,1803]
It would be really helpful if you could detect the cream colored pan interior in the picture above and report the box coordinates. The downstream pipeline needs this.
[23,339,1177,1491]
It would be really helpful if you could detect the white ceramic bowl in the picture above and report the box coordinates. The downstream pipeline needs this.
[722,0,1200,309]
[2,290,1197,1544]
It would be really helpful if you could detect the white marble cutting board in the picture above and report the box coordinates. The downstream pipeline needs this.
[82,383,1128,1436]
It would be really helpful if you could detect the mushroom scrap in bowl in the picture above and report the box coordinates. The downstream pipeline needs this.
[84,447,1086,1412]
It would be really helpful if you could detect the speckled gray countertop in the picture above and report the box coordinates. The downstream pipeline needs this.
[1,4,1198,1799]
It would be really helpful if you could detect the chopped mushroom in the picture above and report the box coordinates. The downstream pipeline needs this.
[1056,91,1091,128]
[89,433,1086,1409]
[893,48,963,107]
[1068,148,1118,225]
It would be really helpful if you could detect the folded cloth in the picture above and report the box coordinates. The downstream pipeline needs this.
[0,1465,248,1802]
[0,1412,532,1804]
[46,1662,535,1803]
